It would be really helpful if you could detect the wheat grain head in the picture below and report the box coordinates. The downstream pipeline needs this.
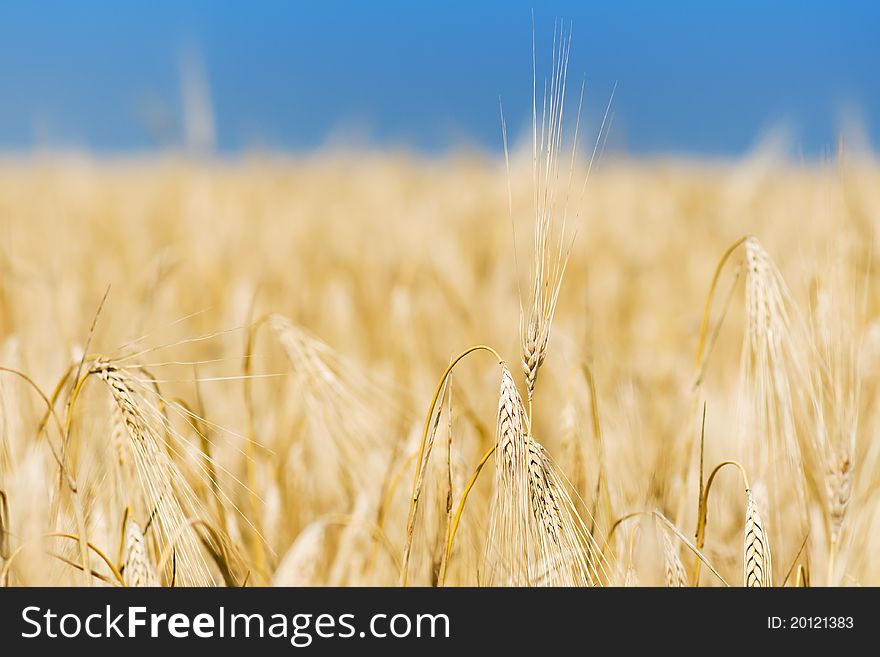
[744,489,772,587]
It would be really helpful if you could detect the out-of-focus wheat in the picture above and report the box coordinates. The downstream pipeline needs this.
[0,149,879,587]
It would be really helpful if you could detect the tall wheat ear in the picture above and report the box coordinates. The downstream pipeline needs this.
[519,24,576,407]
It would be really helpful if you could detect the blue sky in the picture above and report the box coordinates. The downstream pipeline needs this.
[0,1,876,156]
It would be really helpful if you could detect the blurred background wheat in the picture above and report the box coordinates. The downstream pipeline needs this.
[1,2,879,586]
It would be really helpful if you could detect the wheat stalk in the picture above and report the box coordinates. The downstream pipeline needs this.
[497,365,527,480]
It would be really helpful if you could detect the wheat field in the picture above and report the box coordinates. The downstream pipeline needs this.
[0,144,878,587]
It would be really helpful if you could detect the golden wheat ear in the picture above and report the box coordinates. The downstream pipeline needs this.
[737,236,812,565]
[744,490,772,587]
[496,365,528,480]
[91,359,215,585]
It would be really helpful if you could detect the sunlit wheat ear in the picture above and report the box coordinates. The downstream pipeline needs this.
[660,526,688,587]
[744,490,772,587]
[526,437,563,546]
[91,359,214,586]
[485,365,534,585]
[521,310,555,403]
[272,519,327,586]
[123,518,159,587]
[826,451,852,546]
[742,237,802,465]
[520,25,575,403]
[525,435,608,586]
[496,365,527,479]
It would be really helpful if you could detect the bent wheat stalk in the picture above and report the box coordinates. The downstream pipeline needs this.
[399,345,503,586]
[123,518,159,587]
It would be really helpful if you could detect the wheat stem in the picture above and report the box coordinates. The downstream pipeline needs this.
[399,345,503,586]
[438,444,496,586]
